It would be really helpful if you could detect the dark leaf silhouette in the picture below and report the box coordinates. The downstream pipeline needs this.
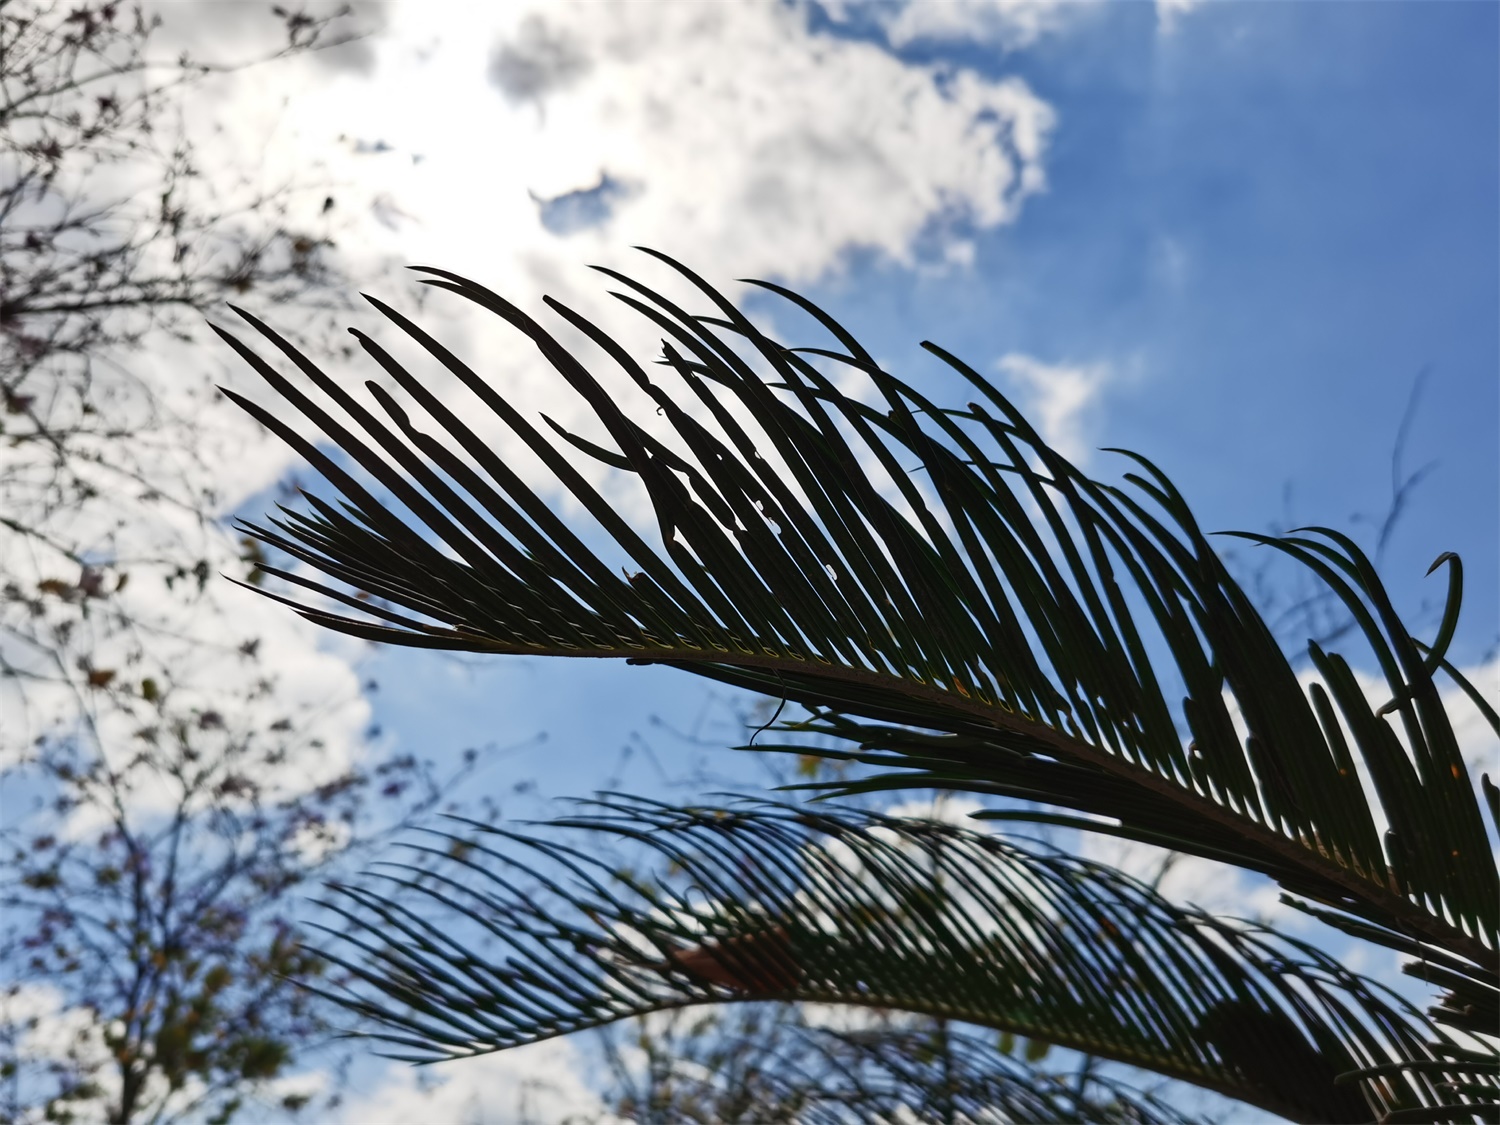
[222,254,1500,1122]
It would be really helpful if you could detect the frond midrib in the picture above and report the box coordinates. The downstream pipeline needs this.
[313,613,1497,976]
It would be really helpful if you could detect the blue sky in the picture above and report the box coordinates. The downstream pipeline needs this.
[197,0,1498,1117]
[802,0,1497,650]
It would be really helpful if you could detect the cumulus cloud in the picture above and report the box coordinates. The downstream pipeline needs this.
[7,1008,614,1125]
[1079,835,1288,923]
[1444,657,1500,780]
[995,352,1112,464]
[890,780,1286,924]
[0,330,372,834]
[1316,657,1500,842]
[1,984,110,1082]
[270,0,1055,286]
[0,983,227,1123]
[0,0,1074,876]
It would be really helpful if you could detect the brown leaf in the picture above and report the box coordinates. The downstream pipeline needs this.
[664,926,800,993]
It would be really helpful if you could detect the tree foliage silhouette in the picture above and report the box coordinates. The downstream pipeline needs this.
[0,5,457,1122]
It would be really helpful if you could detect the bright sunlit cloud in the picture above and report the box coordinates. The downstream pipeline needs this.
[995,352,1113,465]
[265,0,1056,288]
[17,0,1490,1117]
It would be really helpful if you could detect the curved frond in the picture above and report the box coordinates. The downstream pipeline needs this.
[307,800,1491,1124]
[219,256,1498,1020]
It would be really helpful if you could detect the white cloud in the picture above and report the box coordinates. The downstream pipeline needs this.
[266,0,1056,288]
[1,983,111,1084]
[0,983,219,1125]
[0,426,371,833]
[331,1039,617,1125]
[74,2,1060,1102]
[1156,0,1205,36]
[4,996,612,1125]
[995,352,1112,464]
[885,793,991,824]
[1445,657,1500,781]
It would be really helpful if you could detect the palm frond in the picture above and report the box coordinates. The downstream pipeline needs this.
[218,254,1498,1018]
[305,798,1491,1124]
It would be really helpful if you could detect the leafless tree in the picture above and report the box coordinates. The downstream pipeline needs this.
[0,5,468,1122]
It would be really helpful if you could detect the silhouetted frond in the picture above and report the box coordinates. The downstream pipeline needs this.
[308,799,1491,1123]
[220,255,1499,1120]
